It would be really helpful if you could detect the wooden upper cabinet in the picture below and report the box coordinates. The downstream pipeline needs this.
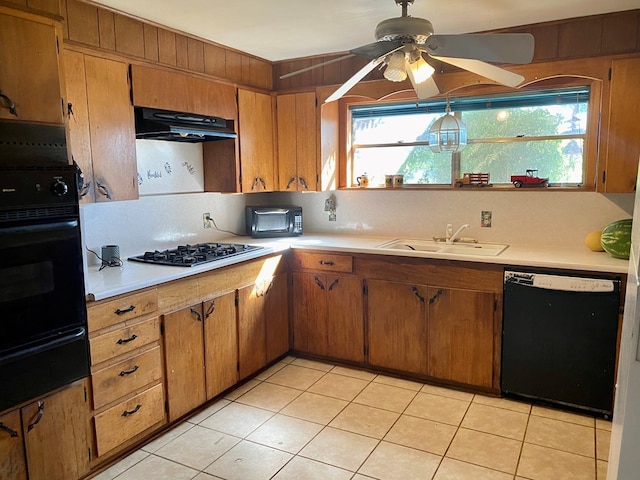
[602,57,640,193]
[238,89,275,192]
[130,64,237,120]
[84,55,138,202]
[0,10,63,124]
[276,92,318,191]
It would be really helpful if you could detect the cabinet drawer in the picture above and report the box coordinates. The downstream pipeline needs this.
[88,290,158,333]
[94,383,165,456]
[296,252,353,273]
[92,346,163,409]
[90,317,160,365]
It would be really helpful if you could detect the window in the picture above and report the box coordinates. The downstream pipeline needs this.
[350,87,589,187]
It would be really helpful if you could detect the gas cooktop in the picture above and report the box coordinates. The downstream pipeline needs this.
[128,242,263,267]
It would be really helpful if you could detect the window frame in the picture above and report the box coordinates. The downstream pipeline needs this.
[341,77,602,190]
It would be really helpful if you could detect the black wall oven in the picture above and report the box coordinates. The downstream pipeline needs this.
[0,165,89,412]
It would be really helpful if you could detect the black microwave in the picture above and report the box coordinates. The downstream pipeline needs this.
[246,205,303,238]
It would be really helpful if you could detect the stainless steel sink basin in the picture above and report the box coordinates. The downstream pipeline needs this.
[376,238,509,256]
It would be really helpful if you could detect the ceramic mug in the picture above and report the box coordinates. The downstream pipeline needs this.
[393,174,404,187]
[356,174,369,188]
[384,175,394,188]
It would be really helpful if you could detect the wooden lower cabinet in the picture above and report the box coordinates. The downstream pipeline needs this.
[204,293,239,399]
[427,288,496,388]
[292,271,364,362]
[164,291,239,421]
[0,381,91,480]
[238,273,289,378]
[367,279,428,375]
[0,409,27,480]
[367,278,497,388]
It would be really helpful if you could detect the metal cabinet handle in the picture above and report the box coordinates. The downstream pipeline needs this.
[299,176,308,190]
[319,260,335,266]
[314,276,325,290]
[259,177,267,190]
[0,91,17,116]
[119,365,139,376]
[251,177,259,191]
[286,177,296,189]
[121,404,141,417]
[328,279,339,291]
[78,181,91,198]
[205,301,215,319]
[412,286,425,303]
[265,280,274,296]
[27,402,45,432]
[429,289,444,304]
[115,305,135,315]
[0,423,18,438]
[96,182,112,199]
[117,334,137,345]
[190,308,202,322]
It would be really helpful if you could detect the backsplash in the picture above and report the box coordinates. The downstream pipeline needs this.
[81,188,634,267]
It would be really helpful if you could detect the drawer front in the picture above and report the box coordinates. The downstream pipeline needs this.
[91,346,163,409]
[94,383,165,457]
[296,252,353,273]
[88,290,158,333]
[90,317,160,365]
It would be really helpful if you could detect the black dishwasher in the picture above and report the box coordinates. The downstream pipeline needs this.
[502,270,620,416]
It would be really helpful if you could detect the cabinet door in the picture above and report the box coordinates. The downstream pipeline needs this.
[367,279,428,374]
[163,305,206,421]
[427,288,495,388]
[0,13,63,124]
[238,89,275,192]
[204,292,238,399]
[603,57,640,193]
[292,272,328,356]
[238,284,267,379]
[277,92,317,191]
[62,49,94,202]
[0,409,27,480]
[265,273,290,362]
[85,55,138,202]
[22,382,89,480]
[326,275,364,362]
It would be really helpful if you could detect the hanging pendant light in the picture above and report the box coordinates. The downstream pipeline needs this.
[428,95,467,153]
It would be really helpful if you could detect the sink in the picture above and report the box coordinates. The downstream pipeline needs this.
[376,238,508,256]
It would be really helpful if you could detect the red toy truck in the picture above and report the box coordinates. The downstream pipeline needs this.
[510,169,549,188]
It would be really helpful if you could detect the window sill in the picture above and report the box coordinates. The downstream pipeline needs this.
[343,185,596,192]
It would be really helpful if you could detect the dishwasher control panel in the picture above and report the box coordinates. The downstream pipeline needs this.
[505,271,617,292]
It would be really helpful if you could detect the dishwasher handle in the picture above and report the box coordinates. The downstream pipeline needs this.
[504,271,619,293]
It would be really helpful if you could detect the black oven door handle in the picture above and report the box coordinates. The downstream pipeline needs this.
[0,327,86,365]
[0,219,79,235]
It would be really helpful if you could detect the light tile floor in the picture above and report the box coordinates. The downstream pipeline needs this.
[92,356,611,480]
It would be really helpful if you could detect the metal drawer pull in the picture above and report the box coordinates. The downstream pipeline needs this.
[119,365,139,376]
[27,402,45,432]
[0,423,18,438]
[115,305,136,315]
[117,334,138,345]
[319,260,335,266]
[121,404,142,417]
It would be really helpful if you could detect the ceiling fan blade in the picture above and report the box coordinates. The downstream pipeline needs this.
[430,55,525,87]
[425,34,534,64]
[279,54,355,79]
[325,57,386,103]
[350,39,405,60]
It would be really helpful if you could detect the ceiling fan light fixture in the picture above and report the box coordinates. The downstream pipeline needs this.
[407,56,434,84]
[428,98,467,153]
[383,51,407,82]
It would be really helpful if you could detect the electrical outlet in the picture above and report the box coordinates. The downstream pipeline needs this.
[203,212,212,229]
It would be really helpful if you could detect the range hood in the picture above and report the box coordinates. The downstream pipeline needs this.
[134,106,237,143]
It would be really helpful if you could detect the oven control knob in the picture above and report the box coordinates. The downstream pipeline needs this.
[51,179,69,197]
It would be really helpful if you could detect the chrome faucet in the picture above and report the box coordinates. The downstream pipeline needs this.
[446,223,470,244]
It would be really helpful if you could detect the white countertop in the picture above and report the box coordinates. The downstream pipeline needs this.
[85,234,629,301]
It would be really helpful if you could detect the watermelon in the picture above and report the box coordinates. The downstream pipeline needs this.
[600,218,632,259]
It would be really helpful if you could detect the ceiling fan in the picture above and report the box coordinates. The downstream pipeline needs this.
[281,0,535,102]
